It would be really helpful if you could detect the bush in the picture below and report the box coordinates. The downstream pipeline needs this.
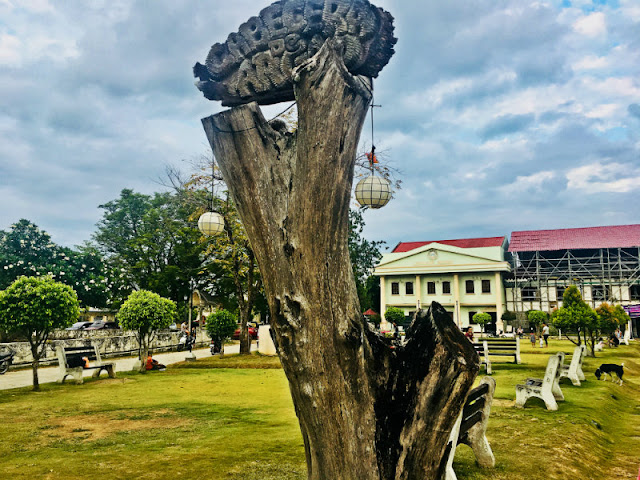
[472,312,492,332]
[384,306,405,326]
[206,309,237,343]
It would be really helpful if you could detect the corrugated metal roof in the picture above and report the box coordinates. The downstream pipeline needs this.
[509,224,640,252]
[392,237,506,253]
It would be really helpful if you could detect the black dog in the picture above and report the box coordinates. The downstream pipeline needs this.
[595,363,625,385]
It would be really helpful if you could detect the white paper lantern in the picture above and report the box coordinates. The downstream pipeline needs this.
[198,212,224,235]
[355,175,391,209]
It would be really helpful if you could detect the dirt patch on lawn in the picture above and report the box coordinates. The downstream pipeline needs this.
[42,410,191,443]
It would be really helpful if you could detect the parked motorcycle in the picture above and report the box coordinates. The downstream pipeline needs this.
[0,349,15,375]
[177,331,196,352]
[210,338,222,355]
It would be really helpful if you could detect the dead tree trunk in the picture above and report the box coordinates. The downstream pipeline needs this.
[202,40,478,480]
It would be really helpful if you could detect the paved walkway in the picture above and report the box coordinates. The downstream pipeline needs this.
[0,345,246,390]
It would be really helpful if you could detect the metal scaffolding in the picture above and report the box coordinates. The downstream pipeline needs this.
[505,247,640,313]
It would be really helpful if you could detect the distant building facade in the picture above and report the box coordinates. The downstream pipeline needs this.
[507,224,640,337]
[373,237,510,333]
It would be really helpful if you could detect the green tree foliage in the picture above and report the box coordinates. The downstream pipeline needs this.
[527,310,548,333]
[501,310,516,325]
[0,276,79,390]
[0,220,109,307]
[94,189,208,308]
[117,290,176,373]
[551,285,598,353]
[205,309,237,355]
[384,306,405,326]
[596,302,630,337]
[472,312,492,333]
[348,208,384,312]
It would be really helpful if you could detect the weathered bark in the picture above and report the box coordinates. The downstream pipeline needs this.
[201,40,478,479]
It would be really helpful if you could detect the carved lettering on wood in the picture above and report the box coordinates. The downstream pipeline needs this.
[193,0,396,106]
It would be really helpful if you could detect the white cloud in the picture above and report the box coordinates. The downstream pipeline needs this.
[498,171,556,196]
[566,162,640,193]
[0,33,20,65]
[573,12,607,37]
[572,55,609,71]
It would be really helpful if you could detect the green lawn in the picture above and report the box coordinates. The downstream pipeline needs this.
[0,343,638,479]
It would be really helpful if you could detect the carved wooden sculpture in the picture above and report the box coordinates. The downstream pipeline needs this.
[194,0,396,106]
[196,35,479,477]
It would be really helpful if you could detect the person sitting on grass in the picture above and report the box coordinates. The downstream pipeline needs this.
[146,354,166,371]
[464,326,474,341]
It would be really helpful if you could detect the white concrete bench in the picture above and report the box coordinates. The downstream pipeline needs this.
[515,353,564,411]
[472,338,521,375]
[559,345,586,386]
[56,344,116,384]
[444,377,496,480]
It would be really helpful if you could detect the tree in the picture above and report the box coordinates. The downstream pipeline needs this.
[348,208,385,311]
[0,276,79,390]
[94,189,208,308]
[594,302,629,352]
[473,312,492,333]
[200,40,477,479]
[205,308,237,355]
[527,310,548,333]
[117,290,176,373]
[384,306,405,326]
[0,220,110,307]
[551,285,598,354]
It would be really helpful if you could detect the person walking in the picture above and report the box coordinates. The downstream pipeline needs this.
[542,323,550,348]
[530,329,536,348]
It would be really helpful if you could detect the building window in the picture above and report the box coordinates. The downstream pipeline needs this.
[468,311,477,324]
[466,280,475,294]
[427,282,436,294]
[521,287,538,301]
[631,285,640,301]
[442,281,451,294]
[592,285,609,301]
[482,280,491,294]
[406,282,414,295]
[556,286,566,301]
[391,282,399,295]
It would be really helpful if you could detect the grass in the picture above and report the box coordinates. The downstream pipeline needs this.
[0,345,639,479]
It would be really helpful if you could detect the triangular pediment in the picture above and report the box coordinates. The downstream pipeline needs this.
[375,242,510,274]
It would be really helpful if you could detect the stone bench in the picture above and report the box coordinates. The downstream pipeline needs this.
[472,337,521,375]
[444,377,496,480]
[56,344,116,384]
[559,345,586,386]
[515,353,564,411]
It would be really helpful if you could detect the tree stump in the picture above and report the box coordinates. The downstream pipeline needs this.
[201,40,479,480]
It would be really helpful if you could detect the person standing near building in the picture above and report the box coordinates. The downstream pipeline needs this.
[542,323,550,347]
[530,329,536,348]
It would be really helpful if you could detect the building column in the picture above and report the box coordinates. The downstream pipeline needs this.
[415,275,422,310]
[453,274,461,328]
[380,276,387,322]
[495,272,504,333]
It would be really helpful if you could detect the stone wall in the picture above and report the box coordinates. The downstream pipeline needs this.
[1,329,210,366]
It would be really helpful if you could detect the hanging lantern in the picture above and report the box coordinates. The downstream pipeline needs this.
[355,175,391,209]
[198,211,224,235]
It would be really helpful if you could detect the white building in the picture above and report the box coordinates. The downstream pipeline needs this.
[374,237,510,333]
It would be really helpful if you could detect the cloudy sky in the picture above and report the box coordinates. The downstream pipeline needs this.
[1,0,639,251]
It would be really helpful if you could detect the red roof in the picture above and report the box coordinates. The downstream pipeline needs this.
[509,224,640,252]
[363,309,378,316]
[392,237,506,253]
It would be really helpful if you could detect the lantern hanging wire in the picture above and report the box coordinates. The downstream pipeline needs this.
[366,86,381,176]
